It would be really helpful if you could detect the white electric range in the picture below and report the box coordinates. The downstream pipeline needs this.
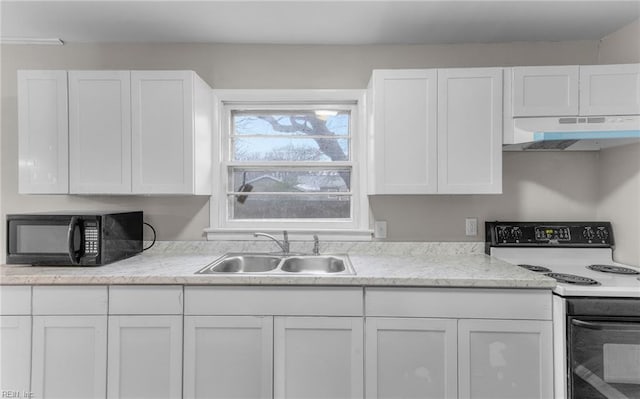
[486,222,640,399]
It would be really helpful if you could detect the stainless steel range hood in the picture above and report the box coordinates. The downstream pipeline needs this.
[503,115,640,151]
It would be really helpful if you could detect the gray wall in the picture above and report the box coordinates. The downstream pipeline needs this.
[596,19,640,266]
[1,22,638,264]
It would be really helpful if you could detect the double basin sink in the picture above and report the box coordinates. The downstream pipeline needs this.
[196,253,355,275]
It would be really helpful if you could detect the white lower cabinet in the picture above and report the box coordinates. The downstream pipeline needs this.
[274,316,364,399]
[183,316,273,399]
[458,319,553,399]
[0,316,32,394]
[10,284,554,399]
[31,315,108,399]
[107,315,183,399]
[183,286,364,399]
[30,286,108,399]
[365,318,458,399]
[0,286,32,394]
[364,288,553,399]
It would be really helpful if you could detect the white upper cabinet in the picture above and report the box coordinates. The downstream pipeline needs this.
[18,69,212,195]
[69,71,132,194]
[369,69,438,194]
[438,68,502,194]
[579,64,640,115]
[511,64,640,117]
[131,71,212,194]
[368,68,502,195]
[512,66,579,117]
[17,70,69,194]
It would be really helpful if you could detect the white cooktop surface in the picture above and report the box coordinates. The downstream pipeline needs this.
[490,247,640,297]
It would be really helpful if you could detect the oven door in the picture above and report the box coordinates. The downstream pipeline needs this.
[568,317,640,399]
[7,216,83,265]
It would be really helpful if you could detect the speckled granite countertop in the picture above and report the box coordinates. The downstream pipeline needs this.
[0,241,556,288]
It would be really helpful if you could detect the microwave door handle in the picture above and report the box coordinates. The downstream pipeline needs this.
[67,216,81,264]
[572,319,640,331]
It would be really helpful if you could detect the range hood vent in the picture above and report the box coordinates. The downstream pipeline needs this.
[504,115,640,151]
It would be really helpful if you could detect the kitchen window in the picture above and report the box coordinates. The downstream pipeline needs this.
[206,90,370,239]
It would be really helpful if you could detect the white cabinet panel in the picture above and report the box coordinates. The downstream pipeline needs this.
[369,69,438,194]
[107,315,183,399]
[366,318,458,399]
[185,286,363,316]
[183,316,273,399]
[512,66,579,116]
[438,68,502,194]
[0,316,31,394]
[69,71,131,194]
[274,317,363,399]
[33,285,108,315]
[32,315,107,399]
[580,64,640,115]
[132,71,190,194]
[17,70,69,194]
[1,285,31,315]
[458,319,553,399]
[131,70,212,194]
[109,285,183,315]
[365,288,552,320]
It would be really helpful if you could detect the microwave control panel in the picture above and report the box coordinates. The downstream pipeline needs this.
[486,221,614,248]
[83,221,99,255]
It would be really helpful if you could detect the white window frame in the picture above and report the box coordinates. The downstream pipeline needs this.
[205,90,371,241]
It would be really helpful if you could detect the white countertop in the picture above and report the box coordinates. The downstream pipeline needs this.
[0,241,556,288]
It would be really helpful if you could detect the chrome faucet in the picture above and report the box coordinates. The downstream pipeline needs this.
[254,231,289,254]
[312,235,320,255]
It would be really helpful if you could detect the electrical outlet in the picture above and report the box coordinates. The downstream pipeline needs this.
[465,218,478,236]
[374,221,388,239]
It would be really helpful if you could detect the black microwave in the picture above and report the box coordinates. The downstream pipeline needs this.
[6,211,143,266]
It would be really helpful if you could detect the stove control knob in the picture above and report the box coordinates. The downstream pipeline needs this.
[596,228,609,241]
[583,228,595,240]
[512,228,523,241]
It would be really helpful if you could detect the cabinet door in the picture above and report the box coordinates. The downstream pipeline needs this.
[512,66,579,116]
[17,70,69,194]
[131,71,194,194]
[274,317,363,399]
[365,318,458,399]
[438,68,502,194]
[369,69,438,194]
[183,316,273,399]
[32,315,107,399]
[107,315,182,399]
[69,71,131,194]
[0,316,31,394]
[458,319,553,399]
[580,64,640,115]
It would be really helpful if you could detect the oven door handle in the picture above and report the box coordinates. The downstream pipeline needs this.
[572,319,640,331]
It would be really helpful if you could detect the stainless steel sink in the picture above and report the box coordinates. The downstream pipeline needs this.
[196,253,354,275]
[280,256,347,274]
[205,254,281,273]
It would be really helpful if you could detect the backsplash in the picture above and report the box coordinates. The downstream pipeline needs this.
[148,241,485,256]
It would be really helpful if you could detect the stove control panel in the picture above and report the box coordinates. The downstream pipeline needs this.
[486,221,614,248]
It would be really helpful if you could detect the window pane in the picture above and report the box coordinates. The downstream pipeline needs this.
[234,137,349,162]
[231,194,351,219]
[233,111,349,136]
[232,169,351,193]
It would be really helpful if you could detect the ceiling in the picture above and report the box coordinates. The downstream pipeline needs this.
[1,1,639,45]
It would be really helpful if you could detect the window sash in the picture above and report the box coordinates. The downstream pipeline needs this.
[209,91,368,234]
